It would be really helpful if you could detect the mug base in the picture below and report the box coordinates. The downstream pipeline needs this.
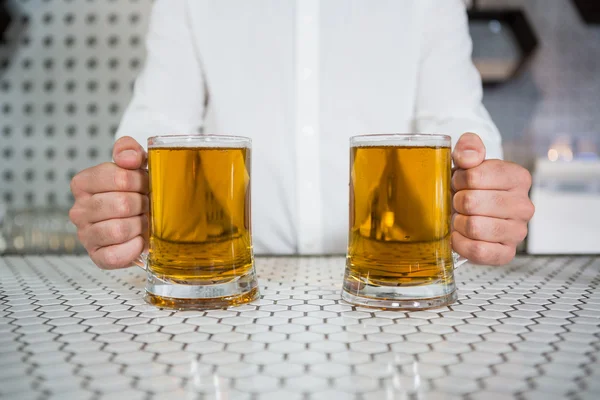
[143,268,260,310]
[341,286,457,310]
[145,286,260,310]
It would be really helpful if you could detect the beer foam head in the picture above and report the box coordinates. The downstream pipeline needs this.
[148,135,251,149]
[351,134,450,148]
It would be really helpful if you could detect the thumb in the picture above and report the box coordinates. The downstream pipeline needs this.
[453,132,486,170]
[112,136,147,170]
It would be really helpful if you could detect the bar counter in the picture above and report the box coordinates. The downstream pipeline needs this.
[1,256,598,399]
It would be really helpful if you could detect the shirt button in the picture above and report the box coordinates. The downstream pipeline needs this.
[302,126,314,137]
[302,68,312,80]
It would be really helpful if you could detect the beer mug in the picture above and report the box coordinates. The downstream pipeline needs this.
[134,135,259,310]
[343,134,466,310]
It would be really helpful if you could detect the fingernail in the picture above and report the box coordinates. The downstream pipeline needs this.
[118,149,138,160]
[460,150,479,163]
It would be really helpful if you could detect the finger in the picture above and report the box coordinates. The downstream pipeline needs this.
[69,203,87,229]
[80,215,148,249]
[453,190,535,221]
[113,136,147,170]
[71,163,149,195]
[452,132,486,170]
[453,214,528,245]
[452,231,516,266]
[83,192,149,224]
[452,160,532,191]
[90,236,145,270]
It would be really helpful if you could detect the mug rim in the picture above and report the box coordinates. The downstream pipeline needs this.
[351,133,451,140]
[148,134,251,148]
[350,133,451,147]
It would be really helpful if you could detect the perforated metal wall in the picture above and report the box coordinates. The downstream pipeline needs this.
[0,0,152,208]
[2,0,599,208]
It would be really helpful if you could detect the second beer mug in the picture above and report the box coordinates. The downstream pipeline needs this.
[343,134,465,310]
[135,135,259,310]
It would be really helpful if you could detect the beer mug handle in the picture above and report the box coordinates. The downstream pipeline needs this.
[132,252,148,271]
[452,251,468,269]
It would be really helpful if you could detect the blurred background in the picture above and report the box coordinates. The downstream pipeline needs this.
[0,0,599,255]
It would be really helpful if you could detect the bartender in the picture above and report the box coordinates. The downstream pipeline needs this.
[68,0,534,269]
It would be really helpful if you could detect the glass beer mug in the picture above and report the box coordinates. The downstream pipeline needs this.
[134,135,259,310]
[343,134,466,310]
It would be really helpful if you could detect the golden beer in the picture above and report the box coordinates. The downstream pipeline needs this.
[343,134,457,309]
[143,136,258,309]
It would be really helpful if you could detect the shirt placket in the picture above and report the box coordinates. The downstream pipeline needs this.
[295,0,322,254]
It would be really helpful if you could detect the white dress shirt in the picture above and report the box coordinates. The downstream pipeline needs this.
[116,0,503,255]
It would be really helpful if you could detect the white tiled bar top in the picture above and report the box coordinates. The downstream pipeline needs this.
[0,256,599,400]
